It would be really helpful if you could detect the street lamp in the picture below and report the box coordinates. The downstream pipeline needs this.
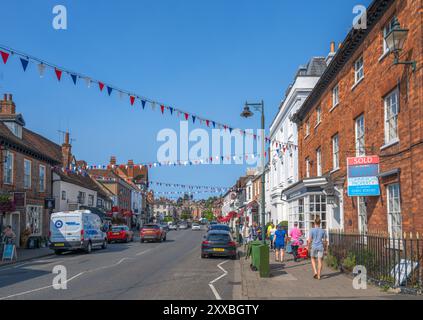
[385,17,417,72]
[241,101,266,245]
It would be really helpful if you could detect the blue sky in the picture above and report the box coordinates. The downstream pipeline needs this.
[0,0,371,199]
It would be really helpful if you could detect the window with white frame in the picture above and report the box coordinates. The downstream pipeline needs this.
[61,190,66,201]
[384,89,399,144]
[383,16,397,54]
[305,157,310,178]
[88,194,94,207]
[316,106,321,125]
[357,197,368,234]
[316,147,322,176]
[3,151,13,184]
[39,165,46,192]
[78,191,86,205]
[24,159,31,189]
[332,134,339,170]
[387,183,401,238]
[332,85,339,107]
[354,56,364,84]
[355,115,365,156]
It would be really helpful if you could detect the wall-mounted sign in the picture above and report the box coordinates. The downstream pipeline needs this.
[347,156,380,197]
[13,192,26,207]
[44,198,56,210]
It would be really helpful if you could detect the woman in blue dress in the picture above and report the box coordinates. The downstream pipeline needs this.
[273,224,287,262]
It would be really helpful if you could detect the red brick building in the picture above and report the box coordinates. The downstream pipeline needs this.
[287,0,423,237]
[0,94,62,246]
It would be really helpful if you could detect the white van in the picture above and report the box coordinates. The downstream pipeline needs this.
[49,210,108,255]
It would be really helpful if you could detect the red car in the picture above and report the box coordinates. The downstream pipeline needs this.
[107,225,134,243]
[140,224,167,243]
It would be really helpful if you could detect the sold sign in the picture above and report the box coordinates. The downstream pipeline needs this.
[347,156,379,166]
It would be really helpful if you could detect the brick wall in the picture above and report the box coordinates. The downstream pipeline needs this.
[297,0,423,234]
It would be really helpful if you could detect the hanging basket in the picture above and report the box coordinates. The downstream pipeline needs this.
[0,195,16,213]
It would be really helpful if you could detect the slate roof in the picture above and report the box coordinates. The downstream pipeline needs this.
[0,121,62,165]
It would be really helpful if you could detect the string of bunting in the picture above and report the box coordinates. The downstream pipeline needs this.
[0,44,297,149]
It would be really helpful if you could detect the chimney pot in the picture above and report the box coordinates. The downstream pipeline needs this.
[8,94,12,101]
[330,41,336,53]
[110,156,117,165]
[65,132,70,144]
[3,94,7,101]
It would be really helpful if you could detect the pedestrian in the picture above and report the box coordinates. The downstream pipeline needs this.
[289,222,302,262]
[269,224,277,251]
[266,222,273,241]
[2,225,16,245]
[252,223,258,241]
[273,224,287,262]
[308,217,328,280]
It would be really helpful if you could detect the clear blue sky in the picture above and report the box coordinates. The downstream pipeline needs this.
[0,0,371,199]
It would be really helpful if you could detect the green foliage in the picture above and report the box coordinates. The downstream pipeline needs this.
[163,216,173,223]
[342,252,357,272]
[202,209,214,222]
[326,253,339,269]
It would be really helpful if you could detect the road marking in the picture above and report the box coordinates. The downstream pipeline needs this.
[136,249,152,256]
[209,260,228,300]
[0,272,85,300]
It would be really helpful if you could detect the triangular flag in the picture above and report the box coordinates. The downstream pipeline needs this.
[212,121,216,128]
[184,113,189,121]
[55,68,62,81]
[141,100,146,109]
[0,51,9,64]
[169,107,173,115]
[99,82,105,91]
[192,115,196,123]
[160,105,165,114]
[20,58,29,71]
[84,77,92,88]
[130,96,135,105]
[107,86,113,96]
[229,128,233,134]
[70,74,77,85]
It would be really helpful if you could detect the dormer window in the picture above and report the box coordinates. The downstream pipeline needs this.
[5,121,23,139]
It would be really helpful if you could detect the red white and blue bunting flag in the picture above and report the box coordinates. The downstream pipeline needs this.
[0,45,298,148]
[148,181,230,191]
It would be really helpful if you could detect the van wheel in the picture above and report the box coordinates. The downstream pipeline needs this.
[141,239,144,243]
[85,241,92,254]
[54,250,63,255]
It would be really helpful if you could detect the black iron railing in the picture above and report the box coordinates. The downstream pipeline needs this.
[329,230,422,292]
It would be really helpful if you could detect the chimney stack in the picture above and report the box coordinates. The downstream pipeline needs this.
[127,160,134,178]
[326,41,336,66]
[61,131,72,170]
[110,156,117,165]
[0,93,16,115]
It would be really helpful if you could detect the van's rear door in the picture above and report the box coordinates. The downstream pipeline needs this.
[63,214,82,242]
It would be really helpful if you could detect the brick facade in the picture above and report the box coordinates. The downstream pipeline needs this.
[294,0,423,235]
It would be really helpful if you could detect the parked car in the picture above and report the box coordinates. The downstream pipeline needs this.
[178,223,188,230]
[107,225,134,243]
[49,210,108,255]
[140,224,167,243]
[191,223,201,231]
[208,224,231,233]
[169,224,178,231]
[201,230,237,259]
[160,224,170,232]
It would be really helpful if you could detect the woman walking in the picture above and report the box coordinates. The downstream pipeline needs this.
[289,222,302,262]
[273,224,287,262]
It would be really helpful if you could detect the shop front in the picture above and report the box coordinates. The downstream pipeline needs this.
[283,177,344,238]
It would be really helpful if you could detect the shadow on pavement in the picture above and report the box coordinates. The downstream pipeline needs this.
[0,267,51,290]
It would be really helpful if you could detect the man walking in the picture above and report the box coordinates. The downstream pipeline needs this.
[308,217,327,280]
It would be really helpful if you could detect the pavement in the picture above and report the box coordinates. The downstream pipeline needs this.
[0,247,53,266]
[235,248,423,300]
[0,227,236,300]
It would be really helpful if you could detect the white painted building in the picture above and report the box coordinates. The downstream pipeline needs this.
[52,170,98,212]
[269,56,328,227]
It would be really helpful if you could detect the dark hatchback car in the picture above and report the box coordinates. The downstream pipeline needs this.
[207,224,231,233]
[201,230,237,259]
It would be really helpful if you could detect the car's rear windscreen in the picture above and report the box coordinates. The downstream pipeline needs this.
[207,234,231,242]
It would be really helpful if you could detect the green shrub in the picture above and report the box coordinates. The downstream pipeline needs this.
[326,253,339,269]
[342,252,356,272]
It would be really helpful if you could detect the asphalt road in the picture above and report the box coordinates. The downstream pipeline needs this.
[0,227,237,300]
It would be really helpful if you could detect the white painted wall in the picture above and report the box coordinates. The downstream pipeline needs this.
[52,173,98,212]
